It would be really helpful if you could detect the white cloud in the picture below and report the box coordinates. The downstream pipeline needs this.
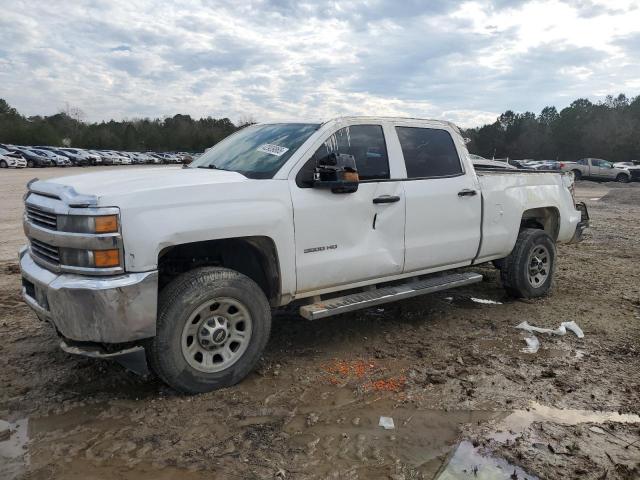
[0,0,639,128]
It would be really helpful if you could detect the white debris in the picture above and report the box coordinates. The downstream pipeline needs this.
[562,321,585,338]
[515,321,584,338]
[470,297,502,305]
[378,416,395,430]
[589,426,607,435]
[522,335,540,354]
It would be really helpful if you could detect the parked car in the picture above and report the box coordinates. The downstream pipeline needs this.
[9,147,53,167]
[60,148,101,166]
[0,147,27,168]
[40,147,91,166]
[19,116,588,393]
[30,148,72,167]
[561,158,632,182]
[613,161,640,181]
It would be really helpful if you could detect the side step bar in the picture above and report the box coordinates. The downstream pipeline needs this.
[299,272,483,320]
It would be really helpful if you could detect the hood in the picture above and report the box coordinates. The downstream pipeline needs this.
[32,167,249,200]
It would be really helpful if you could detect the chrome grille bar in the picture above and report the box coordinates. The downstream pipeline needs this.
[26,205,57,230]
[30,239,61,265]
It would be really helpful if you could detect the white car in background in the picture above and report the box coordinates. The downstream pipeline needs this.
[614,161,640,181]
[0,147,27,168]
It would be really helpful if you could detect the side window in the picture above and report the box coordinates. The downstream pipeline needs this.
[297,125,390,186]
[396,127,463,178]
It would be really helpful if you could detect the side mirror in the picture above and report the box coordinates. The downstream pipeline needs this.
[313,153,359,193]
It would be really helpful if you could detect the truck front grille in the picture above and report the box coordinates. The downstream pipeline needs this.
[30,239,60,266]
[26,205,57,230]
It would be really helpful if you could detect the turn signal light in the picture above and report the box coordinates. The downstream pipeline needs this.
[94,249,120,268]
[95,215,119,233]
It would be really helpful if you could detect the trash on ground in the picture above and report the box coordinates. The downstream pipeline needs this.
[470,297,502,305]
[522,335,540,354]
[515,320,584,338]
[378,416,395,430]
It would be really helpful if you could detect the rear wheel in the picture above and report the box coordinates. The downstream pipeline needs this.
[616,173,629,183]
[146,267,271,394]
[0,160,7,168]
[500,228,556,298]
[572,169,582,180]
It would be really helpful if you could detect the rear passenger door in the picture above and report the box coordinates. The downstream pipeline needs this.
[394,125,482,272]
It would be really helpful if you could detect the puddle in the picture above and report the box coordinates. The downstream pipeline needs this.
[436,440,537,479]
[0,418,29,480]
[492,402,640,442]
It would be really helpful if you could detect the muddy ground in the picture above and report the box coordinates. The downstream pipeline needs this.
[1,167,639,479]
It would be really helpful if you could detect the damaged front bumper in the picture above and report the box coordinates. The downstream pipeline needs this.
[569,202,589,243]
[19,246,158,344]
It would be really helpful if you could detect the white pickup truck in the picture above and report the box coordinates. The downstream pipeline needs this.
[19,117,588,393]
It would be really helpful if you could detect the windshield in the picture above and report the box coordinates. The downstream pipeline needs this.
[190,123,320,179]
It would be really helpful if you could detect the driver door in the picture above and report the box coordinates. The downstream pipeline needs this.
[290,124,405,294]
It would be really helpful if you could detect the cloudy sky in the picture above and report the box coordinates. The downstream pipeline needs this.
[1,0,639,127]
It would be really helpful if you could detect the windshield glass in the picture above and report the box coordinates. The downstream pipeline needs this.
[190,123,320,179]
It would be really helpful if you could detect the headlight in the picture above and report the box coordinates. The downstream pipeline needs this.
[57,214,119,233]
[59,248,121,268]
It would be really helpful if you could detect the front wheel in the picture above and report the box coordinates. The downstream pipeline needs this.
[500,228,556,298]
[616,173,629,183]
[146,267,271,394]
[0,160,7,168]
[26,160,34,168]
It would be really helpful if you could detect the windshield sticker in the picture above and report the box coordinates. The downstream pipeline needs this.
[258,144,289,156]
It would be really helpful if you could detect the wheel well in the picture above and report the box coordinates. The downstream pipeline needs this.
[520,207,560,240]
[158,237,281,306]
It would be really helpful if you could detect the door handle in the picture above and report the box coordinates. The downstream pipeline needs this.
[458,189,477,197]
[373,195,401,204]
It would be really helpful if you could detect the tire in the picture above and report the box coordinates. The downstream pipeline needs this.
[0,160,7,168]
[27,160,34,168]
[146,267,272,394]
[500,228,556,298]
[616,173,629,183]
[572,169,582,180]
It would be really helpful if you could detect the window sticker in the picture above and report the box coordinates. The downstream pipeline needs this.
[257,144,289,156]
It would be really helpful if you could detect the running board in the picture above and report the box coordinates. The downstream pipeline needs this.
[299,272,483,320]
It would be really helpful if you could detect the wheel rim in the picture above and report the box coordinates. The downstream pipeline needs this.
[180,297,253,373]
[527,245,550,288]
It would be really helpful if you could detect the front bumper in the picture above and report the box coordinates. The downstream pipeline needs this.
[19,247,158,343]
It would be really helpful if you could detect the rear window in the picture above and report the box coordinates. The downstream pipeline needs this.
[396,127,462,178]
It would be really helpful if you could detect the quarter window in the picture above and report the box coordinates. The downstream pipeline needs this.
[396,127,463,178]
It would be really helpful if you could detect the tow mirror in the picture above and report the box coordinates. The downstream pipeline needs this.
[313,153,359,193]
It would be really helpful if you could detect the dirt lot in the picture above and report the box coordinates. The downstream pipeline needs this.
[1,167,639,479]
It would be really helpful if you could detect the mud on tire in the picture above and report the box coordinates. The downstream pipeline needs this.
[146,267,271,394]
[500,228,556,298]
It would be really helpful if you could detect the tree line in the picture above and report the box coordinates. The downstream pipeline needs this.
[464,94,640,162]
[0,99,240,152]
[2,94,640,160]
